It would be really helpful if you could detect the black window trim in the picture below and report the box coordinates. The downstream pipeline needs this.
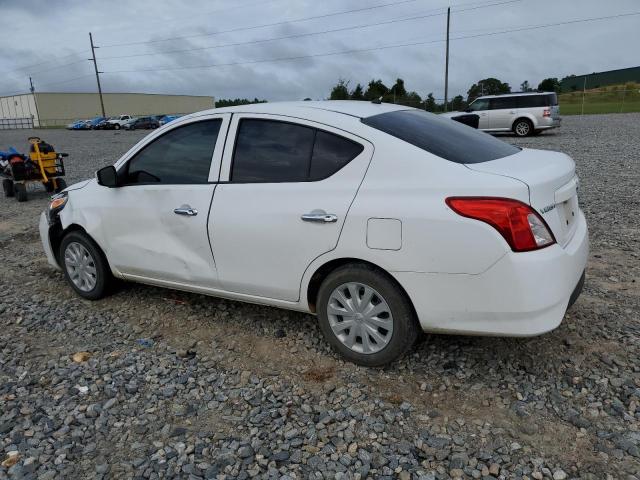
[116,117,225,187]
[227,116,366,184]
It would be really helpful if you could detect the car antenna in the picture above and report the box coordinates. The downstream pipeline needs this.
[371,96,383,104]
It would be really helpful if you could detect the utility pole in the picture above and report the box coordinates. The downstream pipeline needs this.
[29,77,41,128]
[89,32,106,117]
[444,7,450,112]
[580,75,587,116]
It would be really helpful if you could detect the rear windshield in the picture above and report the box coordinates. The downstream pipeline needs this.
[361,110,520,164]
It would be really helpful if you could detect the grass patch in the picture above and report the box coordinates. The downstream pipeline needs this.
[559,82,640,115]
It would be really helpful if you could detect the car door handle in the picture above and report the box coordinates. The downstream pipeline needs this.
[301,210,338,223]
[174,205,198,216]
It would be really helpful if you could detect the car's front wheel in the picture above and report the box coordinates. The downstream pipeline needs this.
[114,124,120,130]
[60,231,112,300]
[317,264,419,367]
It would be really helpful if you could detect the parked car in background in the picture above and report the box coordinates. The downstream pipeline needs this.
[105,115,132,130]
[66,120,86,130]
[124,116,160,130]
[40,101,587,366]
[159,114,180,126]
[442,92,561,137]
[87,117,106,129]
[94,117,115,130]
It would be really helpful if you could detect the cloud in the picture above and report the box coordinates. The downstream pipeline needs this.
[1,0,639,100]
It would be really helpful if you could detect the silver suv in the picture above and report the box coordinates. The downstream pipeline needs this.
[445,92,561,137]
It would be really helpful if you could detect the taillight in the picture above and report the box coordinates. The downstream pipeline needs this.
[543,108,551,117]
[445,197,555,252]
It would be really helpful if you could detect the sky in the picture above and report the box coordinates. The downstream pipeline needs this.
[0,0,638,101]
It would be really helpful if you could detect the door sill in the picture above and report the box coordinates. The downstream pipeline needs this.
[121,273,308,312]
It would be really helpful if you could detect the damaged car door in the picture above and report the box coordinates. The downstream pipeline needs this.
[96,115,229,288]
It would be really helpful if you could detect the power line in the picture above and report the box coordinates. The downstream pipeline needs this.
[96,0,279,36]
[37,74,96,89]
[97,0,523,62]
[0,74,96,96]
[98,12,447,61]
[4,51,89,76]
[101,11,640,75]
[97,0,427,48]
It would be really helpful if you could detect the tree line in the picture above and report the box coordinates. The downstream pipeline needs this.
[327,76,562,112]
[213,76,562,111]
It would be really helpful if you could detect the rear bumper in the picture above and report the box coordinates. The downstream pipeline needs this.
[393,210,588,336]
[537,117,561,130]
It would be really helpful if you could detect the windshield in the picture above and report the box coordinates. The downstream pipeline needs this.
[361,110,520,164]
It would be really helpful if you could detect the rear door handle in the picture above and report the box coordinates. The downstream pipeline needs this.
[174,204,198,216]
[301,210,338,223]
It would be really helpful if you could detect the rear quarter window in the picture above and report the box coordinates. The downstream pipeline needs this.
[517,94,557,108]
[361,110,520,164]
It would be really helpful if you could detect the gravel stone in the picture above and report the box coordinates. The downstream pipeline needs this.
[0,116,639,478]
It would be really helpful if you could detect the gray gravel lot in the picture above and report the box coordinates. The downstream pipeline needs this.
[1,114,639,479]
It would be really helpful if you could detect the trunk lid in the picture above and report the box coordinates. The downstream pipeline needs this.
[466,148,580,246]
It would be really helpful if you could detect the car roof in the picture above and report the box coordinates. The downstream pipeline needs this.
[201,100,410,119]
[475,92,555,100]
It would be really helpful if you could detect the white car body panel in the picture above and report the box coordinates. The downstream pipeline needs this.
[210,113,374,301]
[41,101,587,338]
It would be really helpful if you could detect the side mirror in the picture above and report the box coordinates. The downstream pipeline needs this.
[97,165,119,187]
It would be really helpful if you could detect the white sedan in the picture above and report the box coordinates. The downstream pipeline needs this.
[40,101,588,366]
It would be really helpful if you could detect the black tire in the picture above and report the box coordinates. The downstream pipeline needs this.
[513,118,533,137]
[59,231,113,300]
[54,178,67,193]
[44,181,55,192]
[316,263,419,367]
[114,124,121,130]
[14,183,27,202]
[2,179,14,197]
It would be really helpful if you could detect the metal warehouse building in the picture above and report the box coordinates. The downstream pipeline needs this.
[0,92,215,128]
[560,66,640,92]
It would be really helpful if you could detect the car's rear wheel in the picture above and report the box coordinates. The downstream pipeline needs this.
[513,118,533,137]
[2,179,14,197]
[317,263,419,367]
[114,124,121,130]
[60,231,112,300]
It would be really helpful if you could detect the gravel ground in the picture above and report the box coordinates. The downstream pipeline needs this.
[0,115,639,480]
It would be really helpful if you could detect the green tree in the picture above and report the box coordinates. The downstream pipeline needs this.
[520,80,532,92]
[450,95,466,111]
[215,98,267,108]
[424,93,437,112]
[403,91,422,108]
[350,83,365,100]
[467,78,511,102]
[387,78,407,102]
[364,79,389,101]
[537,77,561,93]
[329,79,350,100]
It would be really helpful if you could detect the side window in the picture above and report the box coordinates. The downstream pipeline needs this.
[232,119,315,182]
[123,120,221,185]
[490,97,517,110]
[309,131,364,180]
[468,99,489,111]
[517,95,548,108]
[231,119,364,183]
